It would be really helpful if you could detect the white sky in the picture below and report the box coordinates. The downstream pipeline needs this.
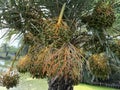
[0,29,20,47]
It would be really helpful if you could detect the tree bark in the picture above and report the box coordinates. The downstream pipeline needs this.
[48,76,73,90]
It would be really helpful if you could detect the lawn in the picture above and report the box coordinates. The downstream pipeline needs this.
[74,84,118,90]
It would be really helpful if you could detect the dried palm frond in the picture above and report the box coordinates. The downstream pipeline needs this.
[17,54,32,73]
[27,42,84,83]
[29,45,54,78]
[42,43,84,84]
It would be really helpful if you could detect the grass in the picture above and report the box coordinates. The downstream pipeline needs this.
[74,84,118,90]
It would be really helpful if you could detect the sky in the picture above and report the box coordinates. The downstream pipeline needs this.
[0,29,20,47]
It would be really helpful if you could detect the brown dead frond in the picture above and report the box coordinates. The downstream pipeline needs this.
[29,45,53,78]
[42,43,84,84]
[26,42,84,83]
[17,55,32,73]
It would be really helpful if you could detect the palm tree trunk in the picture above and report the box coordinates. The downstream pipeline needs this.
[48,76,73,90]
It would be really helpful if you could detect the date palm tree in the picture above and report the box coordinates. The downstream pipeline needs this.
[0,0,120,90]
